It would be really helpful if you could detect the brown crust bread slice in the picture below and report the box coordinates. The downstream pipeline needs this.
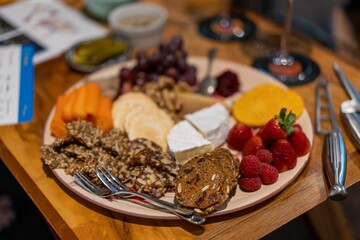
[174,148,239,214]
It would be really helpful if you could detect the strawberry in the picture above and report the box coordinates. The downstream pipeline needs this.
[288,126,311,157]
[293,123,302,131]
[239,177,262,192]
[270,139,297,172]
[239,155,262,177]
[227,123,253,151]
[259,108,296,146]
[242,135,264,157]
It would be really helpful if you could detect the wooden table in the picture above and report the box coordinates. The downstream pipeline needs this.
[1,1,360,239]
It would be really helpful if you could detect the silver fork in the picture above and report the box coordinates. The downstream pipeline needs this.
[95,166,194,215]
[95,167,206,224]
[74,171,206,225]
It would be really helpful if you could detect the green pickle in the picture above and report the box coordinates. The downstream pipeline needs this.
[71,37,128,66]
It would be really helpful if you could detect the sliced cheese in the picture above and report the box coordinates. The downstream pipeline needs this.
[185,103,230,147]
[127,114,173,151]
[167,120,213,165]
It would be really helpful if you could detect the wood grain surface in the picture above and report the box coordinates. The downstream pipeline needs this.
[0,0,360,239]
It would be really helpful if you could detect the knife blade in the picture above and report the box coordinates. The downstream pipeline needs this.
[333,62,360,108]
[315,77,348,200]
[333,62,360,149]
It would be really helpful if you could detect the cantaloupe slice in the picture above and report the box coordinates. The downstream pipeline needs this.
[232,84,304,127]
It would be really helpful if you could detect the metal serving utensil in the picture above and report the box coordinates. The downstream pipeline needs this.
[315,76,348,200]
[333,62,360,150]
[197,48,217,96]
[74,171,206,225]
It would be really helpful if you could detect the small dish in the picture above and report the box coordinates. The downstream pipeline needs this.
[108,3,168,50]
[198,14,256,42]
[65,35,130,73]
[84,0,136,21]
[252,53,320,86]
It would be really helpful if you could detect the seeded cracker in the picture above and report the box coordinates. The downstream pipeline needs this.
[66,120,103,148]
[41,120,178,198]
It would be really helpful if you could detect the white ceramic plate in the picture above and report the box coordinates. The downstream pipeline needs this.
[43,57,313,219]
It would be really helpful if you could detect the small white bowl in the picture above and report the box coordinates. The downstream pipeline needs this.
[108,3,168,50]
[84,0,136,21]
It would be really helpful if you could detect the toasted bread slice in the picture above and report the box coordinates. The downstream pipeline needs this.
[175,148,239,214]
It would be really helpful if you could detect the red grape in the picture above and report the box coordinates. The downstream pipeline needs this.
[117,36,197,92]
[170,35,183,50]
[146,73,159,82]
[162,54,176,68]
[119,67,134,82]
[149,52,161,66]
[165,67,179,81]
[133,71,147,86]
[176,58,188,72]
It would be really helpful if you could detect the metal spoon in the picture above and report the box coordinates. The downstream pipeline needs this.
[197,48,217,96]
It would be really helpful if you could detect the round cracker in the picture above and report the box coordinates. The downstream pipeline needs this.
[122,105,160,130]
[112,92,157,117]
[112,92,158,130]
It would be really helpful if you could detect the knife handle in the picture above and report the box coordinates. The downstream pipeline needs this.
[323,130,348,201]
[341,111,360,150]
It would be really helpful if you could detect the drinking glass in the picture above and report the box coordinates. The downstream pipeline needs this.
[251,0,320,86]
[197,0,256,42]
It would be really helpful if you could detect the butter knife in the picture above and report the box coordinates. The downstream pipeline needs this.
[333,62,360,150]
[315,77,348,200]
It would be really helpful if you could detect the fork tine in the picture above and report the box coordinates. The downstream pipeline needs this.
[96,168,119,193]
[74,172,106,196]
[74,173,93,193]
[100,166,128,190]
[102,166,126,189]
[76,171,202,223]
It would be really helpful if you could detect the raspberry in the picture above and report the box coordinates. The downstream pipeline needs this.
[239,155,261,177]
[256,149,273,164]
[259,163,279,185]
[239,177,261,192]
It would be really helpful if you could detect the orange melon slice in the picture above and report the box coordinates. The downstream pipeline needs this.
[232,84,304,127]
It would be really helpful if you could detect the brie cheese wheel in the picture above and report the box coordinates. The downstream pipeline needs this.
[167,120,213,165]
[185,103,230,147]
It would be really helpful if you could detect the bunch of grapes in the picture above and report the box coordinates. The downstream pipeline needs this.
[119,35,197,93]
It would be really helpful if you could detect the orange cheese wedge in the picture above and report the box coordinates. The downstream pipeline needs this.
[232,84,304,127]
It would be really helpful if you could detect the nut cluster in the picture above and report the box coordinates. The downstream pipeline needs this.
[134,76,190,121]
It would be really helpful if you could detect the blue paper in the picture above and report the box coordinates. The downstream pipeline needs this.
[0,44,34,125]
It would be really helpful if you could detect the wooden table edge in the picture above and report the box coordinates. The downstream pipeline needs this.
[0,139,77,239]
